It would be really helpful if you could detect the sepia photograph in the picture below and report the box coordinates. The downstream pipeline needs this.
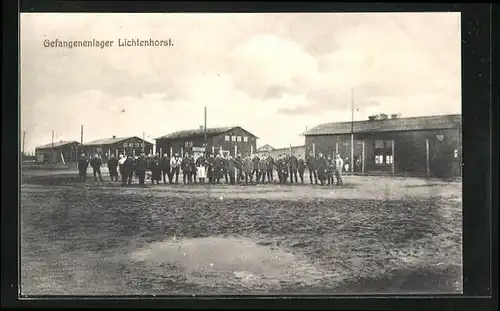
[20,12,463,296]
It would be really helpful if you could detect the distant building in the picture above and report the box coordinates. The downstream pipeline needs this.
[255,145,305,160]
[35,140,81,163]
[303,114,462,178]
[256,144,275,153]
[84,136,153,158]
[155,126,258,158]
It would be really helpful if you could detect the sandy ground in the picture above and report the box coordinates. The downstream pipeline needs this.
[20,168,462,295]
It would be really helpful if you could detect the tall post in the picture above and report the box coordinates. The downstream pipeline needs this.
[234,145,237,157]
[425,139,430,178]
[160,147,163,156]
[234,145,238,181]
[391,139,395,176]
[350,86,355,175]
[335,141,339,155]
[289,144,292,155]
[115,149,118,158]
[170,146,173,158]
[251,145,254,157]
[204,106,208,149]
[181,146,184,158]
[362,140,366,174]
[133,149,136,157]
[22,131,26,156]
[80,125,84,156]
[212,145,215,155]
[51,130,55,165]
[312,142,316,156]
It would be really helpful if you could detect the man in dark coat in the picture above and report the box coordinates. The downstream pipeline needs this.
[242,155,254,184]
[90,154,104,181]
[288,153,299,184]
[135,153,148,185]
[298,155,306,183]
[190,154,197,184]
[122,155,134,185]
[150,155,162,185]
[213,154,225,184]
[266,154,275,182]
[207,154,215,184]
[276,155,287,184]
[107,154,119,181]
[222,155,229,184]
[182,154,192,185]
[235,153,244,183]
[326,155,335,186]
[78,153,88,181]
[315,153,328,186]
[160,153,171,184]
[227,155,237,185]
[252,155,260,181]
[306,152,318,185]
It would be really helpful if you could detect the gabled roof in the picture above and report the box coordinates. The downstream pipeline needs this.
[155,126,258,140]
[84,136,152,146]
[303,114,462,136]
[36,140,80,150]
[257,144,275,151]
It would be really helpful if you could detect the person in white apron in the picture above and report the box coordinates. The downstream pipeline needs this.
[195,153,207,183]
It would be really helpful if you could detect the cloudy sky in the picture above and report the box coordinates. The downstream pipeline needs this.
[20,13,461,152]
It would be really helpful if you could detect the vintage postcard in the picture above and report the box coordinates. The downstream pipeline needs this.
[20,12,462,296]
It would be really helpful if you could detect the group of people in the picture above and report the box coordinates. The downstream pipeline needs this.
[77,151,345,187]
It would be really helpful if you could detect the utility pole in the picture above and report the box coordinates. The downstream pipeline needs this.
[80,124,84,156]
[204,106,208,153]
[142,132,145,152]
[22,131,26,156]
[51,130,55,165]
[350,86,355,174]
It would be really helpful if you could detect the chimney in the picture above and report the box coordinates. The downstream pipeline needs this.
[379,113,388,120]
[112,135,116,139]
[391,113,401,119]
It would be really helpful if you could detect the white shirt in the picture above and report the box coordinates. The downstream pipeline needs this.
[170,156,182,167]
[335,158,344,171]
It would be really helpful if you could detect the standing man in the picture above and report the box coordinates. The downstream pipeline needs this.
[195,153,207,183]
[235,153,244,183]
[182,153,192,185]
[297,155,306,184]
[150,154,162,185]
[78,153,88,181]
[207,154,215,184]
[326,155,335,186]
[160,153,171,184]
[118,154,126,180]
[136,153,148,185]
[170,153,182,184]
[190,154,197,184]
[222,154,229,184]
[289,153,299,184]
[107,154,119,182]
[306,152,318,185]
[266,153,275,183]
[335,154,344,186]
[243,154,254,184]
[316,153,328,186]
[213,154,224,184]
[90,154,104,181]
[258,155,268,183]
[227,155,237,185]
[122,155,134,185]
[276,155,286,184]
[252,154,260,182]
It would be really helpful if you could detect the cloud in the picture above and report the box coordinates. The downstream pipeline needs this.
[20,13,461,151]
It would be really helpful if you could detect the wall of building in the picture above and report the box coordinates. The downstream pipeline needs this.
[305,128,461,177]
[212,128,257,157]
[85,137,153,158]
[36,143,80,163]
[255,145,305,160]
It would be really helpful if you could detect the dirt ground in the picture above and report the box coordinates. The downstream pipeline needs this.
[20,168,462,295]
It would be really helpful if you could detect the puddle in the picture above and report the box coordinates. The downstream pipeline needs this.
[129,236,330,287]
